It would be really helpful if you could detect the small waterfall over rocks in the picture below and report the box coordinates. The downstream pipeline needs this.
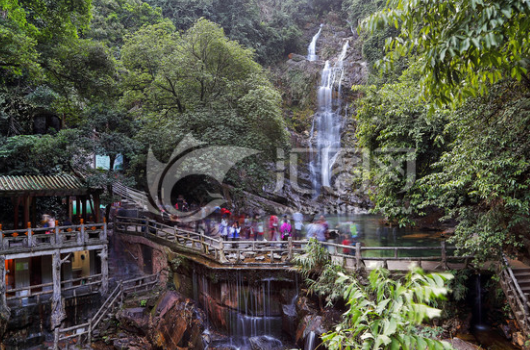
[307,25,323,61]
[309,40,350,197]
[198,271,295,349]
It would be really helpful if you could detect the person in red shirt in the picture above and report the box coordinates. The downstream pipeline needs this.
[269,215,279,241]
[341,234,352,255]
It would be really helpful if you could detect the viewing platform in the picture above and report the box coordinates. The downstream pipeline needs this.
[114,216,472,272]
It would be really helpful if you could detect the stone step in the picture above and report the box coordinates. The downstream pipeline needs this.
[520,285,530,293]
[517,279,530,286]
[512,269,530,276]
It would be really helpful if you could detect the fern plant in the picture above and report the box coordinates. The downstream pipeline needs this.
[292,238,331,279]
[293,238,346,309]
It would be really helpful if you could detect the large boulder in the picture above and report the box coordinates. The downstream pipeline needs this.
[149,291,206,349]
[114,291,206,350]
[115,307,150,335]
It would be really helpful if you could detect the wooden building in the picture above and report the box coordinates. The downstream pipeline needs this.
[0,175,108,349]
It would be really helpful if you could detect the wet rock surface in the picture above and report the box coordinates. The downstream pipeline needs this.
[96,290,206,350]
[115,307,149,336]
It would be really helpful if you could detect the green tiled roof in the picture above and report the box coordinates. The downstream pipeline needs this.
[0,174,90,195]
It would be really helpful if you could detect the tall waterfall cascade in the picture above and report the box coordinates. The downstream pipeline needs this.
[307,25,323,61]
[309,40,350,196]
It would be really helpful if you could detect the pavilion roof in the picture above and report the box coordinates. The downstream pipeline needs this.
[0,174,97,197]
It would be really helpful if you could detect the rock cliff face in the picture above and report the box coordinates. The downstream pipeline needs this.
[112,290,206,350]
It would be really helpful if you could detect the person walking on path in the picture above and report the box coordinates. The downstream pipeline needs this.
[292,211,303,240]
[229,221,241,248]
[269,215,279,241]
[253,214,265,241]
[219,215,229,240]
[280,218,292,241]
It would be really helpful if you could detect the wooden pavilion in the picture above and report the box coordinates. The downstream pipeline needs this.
[0,174,103,229]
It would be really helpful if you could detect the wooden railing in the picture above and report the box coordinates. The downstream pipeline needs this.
[115,216,471,270]
[499,255,530,334]
[6,275,103,308]
[58,274,159,345]
[0,221,107,253]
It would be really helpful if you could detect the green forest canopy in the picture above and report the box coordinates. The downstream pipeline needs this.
[1,0,530,262]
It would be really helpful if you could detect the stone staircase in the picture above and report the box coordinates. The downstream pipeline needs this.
[57,274,159,347]
[513,268,530,296]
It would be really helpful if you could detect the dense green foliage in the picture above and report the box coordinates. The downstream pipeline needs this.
[143,0,316,64]
[362,0,530,107]
[353,0,530,261]
[0,0,289,217]
[419,82,530,261]
[322,268,454,350]
[354,63,450,226]
[122,19,289,189]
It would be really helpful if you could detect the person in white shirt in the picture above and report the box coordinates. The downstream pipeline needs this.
[292,211,303,239]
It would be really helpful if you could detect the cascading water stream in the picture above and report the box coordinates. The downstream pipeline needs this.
[307,25,323,61]
[305,331,317,350]
[199,273,290,349]
[309,40,350,196]
[476,273,483,326]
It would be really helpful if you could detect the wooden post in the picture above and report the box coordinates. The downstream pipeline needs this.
[82,196,87,223]
[441,241,449,270]
[23,195,30,229]
[0,224,3,250]
[288,236,293,260]
[102,218,108,241]
[31,196,37,228]
[88,323,92,346]
[79,218,85,245]
[219,241,227,263]
[355,243,362,271]
[52,251,66,350]
[99,246,109,296]
[94,193,101,223]
[0,255,10,323]
[201,234,207,254]
[54,221,60,246]
[27,222,32,248]
[13,197,20,230]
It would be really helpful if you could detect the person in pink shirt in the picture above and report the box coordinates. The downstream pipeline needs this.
[280,218,292,241]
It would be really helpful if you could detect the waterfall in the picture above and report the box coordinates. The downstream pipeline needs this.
[200,272,287,349]
[307,25,323,61]
[310,41,350,196]
[475,273,487,330]
[305,331,316,350]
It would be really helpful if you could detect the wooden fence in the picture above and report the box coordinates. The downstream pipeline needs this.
[0,221,107,254]
[58,274,159,345]
[115,216,472,271]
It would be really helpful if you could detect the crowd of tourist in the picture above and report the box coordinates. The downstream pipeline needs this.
[155,195,363,253]
[190,209,361,253]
